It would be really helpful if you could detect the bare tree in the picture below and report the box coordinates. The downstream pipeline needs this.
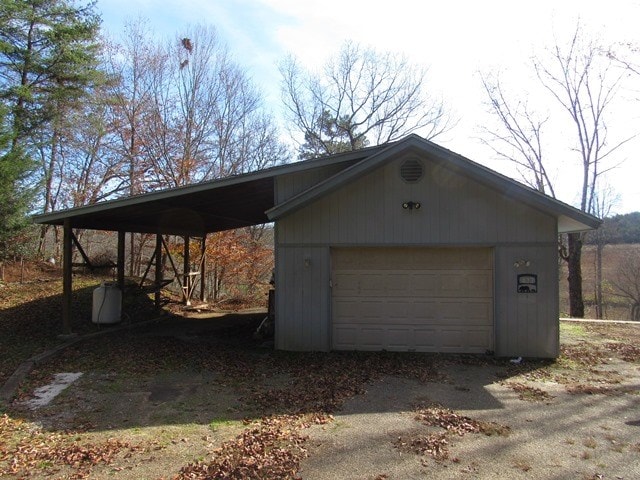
[588,185,619,318]
[281,41,450,159]
[612,255,640,321]
[481,24,633,317]
[103,20,160,275]
[479,75,555,196]
[534,29,631,217]
[57,92,128,208]
[143,25,285,188]
[105,18,157,196]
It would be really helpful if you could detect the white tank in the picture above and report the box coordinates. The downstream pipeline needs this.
[92,282,122,324]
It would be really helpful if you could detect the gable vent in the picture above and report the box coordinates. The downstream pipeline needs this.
[400,158,424,183]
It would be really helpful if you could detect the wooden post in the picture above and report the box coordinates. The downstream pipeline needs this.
[183,235,190,306]
[62,218,73,335]
[154,233,162,309]
[200,235,207,302]
[117,231,125,292]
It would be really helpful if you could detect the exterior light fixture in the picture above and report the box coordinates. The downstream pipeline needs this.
[402,201,421,210]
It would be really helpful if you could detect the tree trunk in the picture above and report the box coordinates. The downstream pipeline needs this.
[567,232,585,318]
[37,224,50,258]
[595,241,604,319]
[129,232,135,277]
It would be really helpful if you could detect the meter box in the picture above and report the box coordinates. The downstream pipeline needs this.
[517,274,537,293]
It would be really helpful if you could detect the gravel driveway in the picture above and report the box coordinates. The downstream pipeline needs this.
[300,361,640,479]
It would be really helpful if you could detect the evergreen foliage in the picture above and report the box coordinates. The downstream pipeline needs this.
[299,110,369,160]
[0,0,102,138]
[586,212,640,245]
[0,0,102,256]
[0,105,34,258]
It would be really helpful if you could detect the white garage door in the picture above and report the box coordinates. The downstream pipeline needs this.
[332,247,493,353]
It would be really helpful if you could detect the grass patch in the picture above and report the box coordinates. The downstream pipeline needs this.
[209,417,238,431]
[561,322,588,337]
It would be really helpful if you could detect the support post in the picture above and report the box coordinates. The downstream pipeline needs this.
[62,219,73,335]
[183,235,190,306]
[155,233,162,309]
[200,235,207,302]
[117,231,125,292]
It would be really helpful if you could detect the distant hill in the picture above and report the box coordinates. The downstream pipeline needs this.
[586,212,640,244]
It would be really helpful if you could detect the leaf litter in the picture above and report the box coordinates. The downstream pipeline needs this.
[394,403,510,463]
[3,278,640,479]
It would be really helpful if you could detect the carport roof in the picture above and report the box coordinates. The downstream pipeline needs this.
[32,146,380,236]
[34,135,601,235]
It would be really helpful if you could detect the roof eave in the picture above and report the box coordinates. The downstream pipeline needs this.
[558,214,602,233]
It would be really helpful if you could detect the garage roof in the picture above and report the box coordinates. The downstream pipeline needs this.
[267,135,601,233]
[34,135,601,235]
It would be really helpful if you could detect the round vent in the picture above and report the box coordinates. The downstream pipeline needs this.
[400,158,424,183]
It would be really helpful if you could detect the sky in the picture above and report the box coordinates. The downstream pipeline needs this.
[96,0,640,215]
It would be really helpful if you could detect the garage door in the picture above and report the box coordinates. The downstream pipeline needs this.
[331,247,493,353]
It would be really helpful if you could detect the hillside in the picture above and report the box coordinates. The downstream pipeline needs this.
[585,211,640,245]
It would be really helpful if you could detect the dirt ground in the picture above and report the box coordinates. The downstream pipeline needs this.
[1,317,639,479]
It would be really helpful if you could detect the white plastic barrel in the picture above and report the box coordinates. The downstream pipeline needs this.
[92,282,122,324]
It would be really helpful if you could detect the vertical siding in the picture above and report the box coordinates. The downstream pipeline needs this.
[494,244,559,358]
[276,162,355,204]
[277,156,557,246]
[275,244,330,351]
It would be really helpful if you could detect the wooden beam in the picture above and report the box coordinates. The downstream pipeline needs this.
[183,236,190,306]
[71,233,93,270]
[117,231,125,291]
[154,234,162,309]
[62,219,73,334]
[139,248,156,288]
[200,235,207,302]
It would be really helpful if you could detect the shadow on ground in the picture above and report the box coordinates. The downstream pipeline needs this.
[4,309,551,435]
[0,277,164,385]
[4,316,640,479]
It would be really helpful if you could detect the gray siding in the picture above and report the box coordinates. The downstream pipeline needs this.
[494,245,559,358]
[274,153,560,357]
[275,162,357,204]
[275,246,331,351]
[277,154,556,245]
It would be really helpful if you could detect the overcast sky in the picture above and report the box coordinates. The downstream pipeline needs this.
[97,0,640,215]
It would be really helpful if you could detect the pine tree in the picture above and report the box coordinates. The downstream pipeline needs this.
[0,105,33,259]
[0,0,102,255]
[0,0,102,142]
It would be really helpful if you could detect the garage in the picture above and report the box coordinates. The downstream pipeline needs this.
[331,247,494,353]
[35,134,600,358]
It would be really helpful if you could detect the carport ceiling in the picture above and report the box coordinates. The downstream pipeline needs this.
[34,176,274,236]
[32,146,379,236]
